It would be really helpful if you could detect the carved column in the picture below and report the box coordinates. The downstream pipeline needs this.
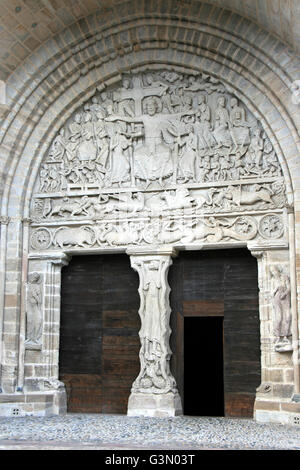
[127,247,182,417]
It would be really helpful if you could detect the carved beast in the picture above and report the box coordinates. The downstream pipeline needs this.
[54,226,95,248]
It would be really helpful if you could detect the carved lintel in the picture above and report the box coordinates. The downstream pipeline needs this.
[247,241,289,252]
[127,246,178,258]
[29,252,71,268]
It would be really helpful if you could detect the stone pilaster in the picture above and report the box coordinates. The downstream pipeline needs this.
[250,246,299,424]
[127,247,182,417]
[0,252,70,416]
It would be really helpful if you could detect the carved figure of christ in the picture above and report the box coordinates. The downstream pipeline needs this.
[106,105,196,185]
[106,109,196,154]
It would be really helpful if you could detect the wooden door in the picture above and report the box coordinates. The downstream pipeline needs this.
[59,254,140,413]
[169,249,261,417]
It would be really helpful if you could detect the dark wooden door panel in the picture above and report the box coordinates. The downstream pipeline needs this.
[169,249,260,418]
[59,254,140,414]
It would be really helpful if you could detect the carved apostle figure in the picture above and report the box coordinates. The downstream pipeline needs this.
[270,265,292,352]
[77,112,97,162]
[69,113,82,141]
[178,124,198,182]
[140,260,163,360]
[194,94,215,149]
[213,96,232,148]
[48,128,66,161]
[229,97,250,147]
[109,123,131,185]
[25,272,43,348]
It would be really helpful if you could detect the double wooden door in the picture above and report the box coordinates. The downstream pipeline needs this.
[59,249,260,417]
[169,249,261,417]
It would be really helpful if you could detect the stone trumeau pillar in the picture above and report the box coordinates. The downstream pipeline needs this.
[126,247,182,417]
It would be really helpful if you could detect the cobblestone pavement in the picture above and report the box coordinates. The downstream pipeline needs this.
[0,414,299,450]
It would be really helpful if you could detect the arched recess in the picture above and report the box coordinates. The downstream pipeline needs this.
[0,1,299,423]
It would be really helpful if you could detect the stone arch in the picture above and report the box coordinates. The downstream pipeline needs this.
[0,1,299,423]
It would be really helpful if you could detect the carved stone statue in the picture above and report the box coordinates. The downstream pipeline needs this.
[270,265,292,352]
[25,272,43,349]
[130,256,177,394]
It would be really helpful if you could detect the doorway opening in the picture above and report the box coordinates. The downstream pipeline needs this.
[184,316,224,416]
[169,248,261,418]
[59,254,140,413]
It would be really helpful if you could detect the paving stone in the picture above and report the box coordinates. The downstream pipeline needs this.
[0,414,299,450]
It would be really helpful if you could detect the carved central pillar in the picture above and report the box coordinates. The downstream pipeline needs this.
[127,247,182,417]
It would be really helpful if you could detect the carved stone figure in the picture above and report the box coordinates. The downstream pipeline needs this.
[99,222,143,246]
[213,96,232,148]
[194,94,215,150]
[229,97,250,148]
[54,226,96,248]
[225,184,273,207]
[270,265,292,352]
[48,128,66,161]
[102,192,148,215]
[162,188,195,210]
[178,124,198,182]
[25,272,43,349]
[130,256,177,394]
[108,123,131,185]
[77,112,97,162]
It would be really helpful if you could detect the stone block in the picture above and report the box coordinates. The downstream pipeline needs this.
[254,400,280,411]
[284,369,294,383]
[270,369,284,383]
[281,402,300,413]
[127,392,183,417]
[273,384,294,399]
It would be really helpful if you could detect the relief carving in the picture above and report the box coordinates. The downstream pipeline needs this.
[33,71,283,196]
[25,272,43,350]
[270,265,292,352]
[29,70,287,253]
[130,256,176,394]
